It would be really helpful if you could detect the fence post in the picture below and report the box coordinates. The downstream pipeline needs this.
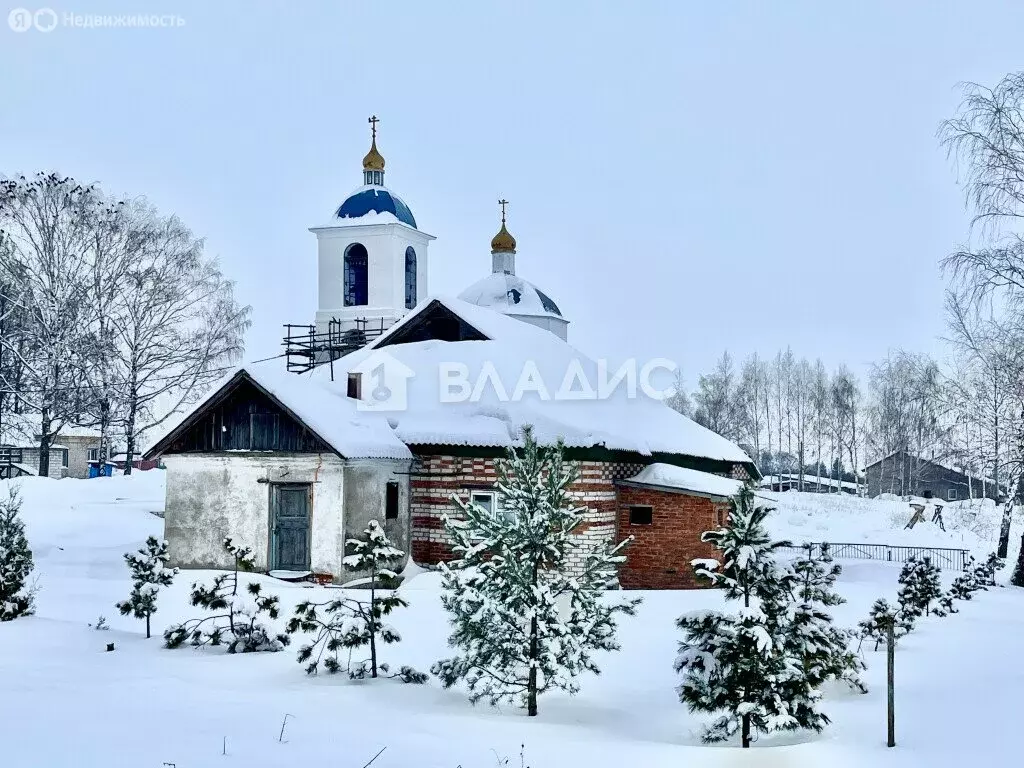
[887,619,895,748]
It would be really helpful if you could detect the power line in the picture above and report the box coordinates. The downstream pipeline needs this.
[0,353,287,396]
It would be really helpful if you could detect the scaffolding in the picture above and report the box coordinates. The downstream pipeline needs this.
[281,317,387,377]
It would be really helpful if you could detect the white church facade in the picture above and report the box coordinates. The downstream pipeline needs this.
[147,119,757,589]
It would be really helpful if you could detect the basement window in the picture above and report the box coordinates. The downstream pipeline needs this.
[385,481,399,520]
[471,491,499,518]
[629,505,653,525]
[947,488,958,501]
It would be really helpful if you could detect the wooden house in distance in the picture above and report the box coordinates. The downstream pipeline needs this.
[864,450,1002,502]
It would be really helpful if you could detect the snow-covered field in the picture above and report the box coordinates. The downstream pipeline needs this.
[2,474,1023,767]
[761,489,1021,560]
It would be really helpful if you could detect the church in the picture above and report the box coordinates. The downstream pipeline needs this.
[145,118,758,590]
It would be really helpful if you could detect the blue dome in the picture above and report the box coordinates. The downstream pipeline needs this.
[336,186,417,228]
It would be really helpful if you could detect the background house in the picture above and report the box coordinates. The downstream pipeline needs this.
[864,450,1002,501]
[0,415,68,478]
[0,415,106,479]
[758,473,859,495]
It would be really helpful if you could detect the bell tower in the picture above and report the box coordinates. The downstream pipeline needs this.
[310,116,435,343]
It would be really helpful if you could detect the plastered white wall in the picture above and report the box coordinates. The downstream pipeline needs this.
[162,453,346,575]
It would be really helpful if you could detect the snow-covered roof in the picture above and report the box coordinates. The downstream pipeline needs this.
[331,185,417,228]
[314,297,753,465]
[458,273,566,320]
[0,414,100,445]
[0,414,35,446]
[56,425,102,439]
[621,463,744,499]
[146,363,412,461]
[150,297,754,470]
[759,473,859,491]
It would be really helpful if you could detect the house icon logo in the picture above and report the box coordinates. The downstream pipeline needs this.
[349,348,415,412]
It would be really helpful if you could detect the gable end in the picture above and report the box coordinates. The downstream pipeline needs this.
[146,372,335,458]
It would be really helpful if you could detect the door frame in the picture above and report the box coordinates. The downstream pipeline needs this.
[268,482,313,571]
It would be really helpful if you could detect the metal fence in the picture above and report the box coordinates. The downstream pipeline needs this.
[777,542,971,571]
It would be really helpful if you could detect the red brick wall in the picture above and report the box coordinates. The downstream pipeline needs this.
[410,453,641,574]
[616,486,728,590]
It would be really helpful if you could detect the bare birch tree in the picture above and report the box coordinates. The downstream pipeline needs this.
[0,174,101,475]
[107,207,250,472]
[940,71,1024,561]
[693,351,742,441]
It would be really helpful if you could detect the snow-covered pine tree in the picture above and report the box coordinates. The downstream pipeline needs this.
[973,552,1003,588]
[895,557,931,632]
[115,536,178,638]
[676,486,827,747]
[933,590,958,617]
[0,488,34,621]
[920,557,944,615]
[789,545,867,694]
[858,598,902,651]
[431,426,639,717]
[897,556,943,618]
[287,521,426,682]
[164,538,288,653]
[949,557,983,601]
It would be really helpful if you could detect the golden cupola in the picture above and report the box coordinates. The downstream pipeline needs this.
[490,198,517,254]
[362,115,386,185]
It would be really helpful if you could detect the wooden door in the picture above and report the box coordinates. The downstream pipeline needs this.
[270,484,311,571]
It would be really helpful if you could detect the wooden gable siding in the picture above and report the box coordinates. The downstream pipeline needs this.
[163,378,329,454]
[378,300,488,347]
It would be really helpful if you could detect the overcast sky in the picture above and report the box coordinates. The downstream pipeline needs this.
[3,1,1022,389]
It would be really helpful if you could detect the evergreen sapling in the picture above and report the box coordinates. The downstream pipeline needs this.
[164,538,288,653]
[973,552,1003,588]
[933,591,958,617]
[789,545,867,694]
[287,521,426,682]
[949,558,983,601]
[116,536,178,638]
[858,598,903,652]
[895,560,922,634]
[432,427,639,716]
[0,487,35,621]
[676,487,827,747]
[897,556,943,618]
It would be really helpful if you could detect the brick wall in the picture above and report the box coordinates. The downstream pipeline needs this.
[615,486,729,589]
[410,453,642,577]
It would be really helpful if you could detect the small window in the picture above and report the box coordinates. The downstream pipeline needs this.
[385,481,399,520]
[404,247,417,309]
[344,243,369,307]
[714,507,727,528]
[347,373,362,400]
[947,488,958,501]
[61,448,69,468]
[470,491,497,517]
[0,448,22,464]
[88,448,99,462]
[629,505,653,525]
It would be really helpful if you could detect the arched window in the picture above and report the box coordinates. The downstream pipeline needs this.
[404,246,417,309]
[344,243,368,307]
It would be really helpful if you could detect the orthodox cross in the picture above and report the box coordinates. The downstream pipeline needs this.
[498,198,509,223]
[368,115,379,140]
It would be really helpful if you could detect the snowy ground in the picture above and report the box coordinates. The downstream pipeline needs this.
[2,474,1022,767]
